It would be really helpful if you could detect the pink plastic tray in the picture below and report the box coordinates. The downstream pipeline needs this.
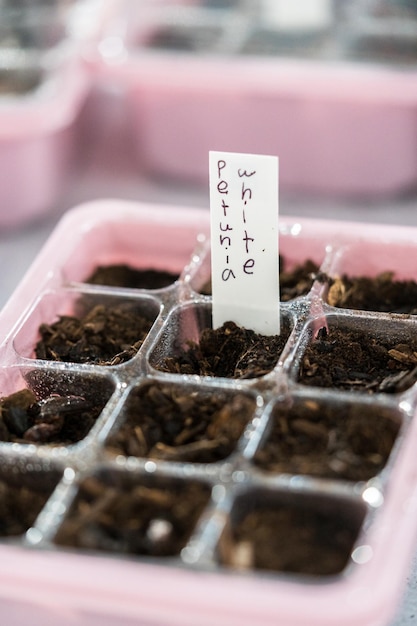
[0,0,120,229]
[1,199,417,625]
[93,0,417,198]
[0,57,89,229]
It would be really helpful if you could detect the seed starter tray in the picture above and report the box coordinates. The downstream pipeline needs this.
[1,200,417,625]
[0,0,119,229]
[94,0,417,198]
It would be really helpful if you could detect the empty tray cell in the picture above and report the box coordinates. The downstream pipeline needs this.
[253,394,402,481]
[0,4,68,51]
[240,27,331,58]
[0,62,44,96]
[296,314,417,394]
[0,368,114,445]
[240,0,336,59]
[345,0,417,64]
[14,291,160,365]
[200,0,243,8]
[128,2,231,54]
[54,469,211,557]
[0,464,61,537]
[219,487,366,577]
[61,213,203,287]
[150,303,293,379]
[105,380,256,463]
[143,23,224,52]
[349,31,417,64]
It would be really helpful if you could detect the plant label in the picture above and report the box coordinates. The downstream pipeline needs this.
[209,151,280,335]
[260,0,332,30]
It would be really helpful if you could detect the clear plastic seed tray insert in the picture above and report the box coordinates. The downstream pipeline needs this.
[0,200,417,626]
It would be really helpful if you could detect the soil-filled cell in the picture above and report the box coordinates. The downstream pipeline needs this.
[0,372,113,446]
[254,396,401,481]
[152,304,293,379]
[220,490,366,577]
[106,381,256,463]
[0,467,61,537]
[54,472,211,558]
[297,317,417,394]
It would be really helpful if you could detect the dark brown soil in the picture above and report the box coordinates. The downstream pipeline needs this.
[26,263,412,576]
[298,325,417,393]
[55,475,210,557]
[200,258,319,301]
[0,388,106,445]
[158,319,292,379]
[327,272,417,313]
[0,475,57,537]
[279,258,320,302]
[221,500,363,576]
[35,302,154,366]
[85,265,179,290]
[106,381,255,463]
[254,398,400,481]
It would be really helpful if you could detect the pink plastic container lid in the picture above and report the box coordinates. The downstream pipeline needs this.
[0,200,417,625]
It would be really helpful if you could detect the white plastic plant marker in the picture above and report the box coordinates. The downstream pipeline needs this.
[209,151,280,336]
[261,0,332,30]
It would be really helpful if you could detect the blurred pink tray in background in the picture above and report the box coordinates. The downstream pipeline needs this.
[91,0,417,199]
[0,0,119,229]
[0,200,417,624]
[2,0,417,230]
[0,57,89,229]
